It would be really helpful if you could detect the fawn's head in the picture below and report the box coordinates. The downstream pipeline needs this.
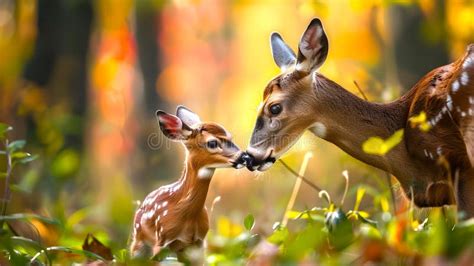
[246,18,329,171]
[157,106,245,177]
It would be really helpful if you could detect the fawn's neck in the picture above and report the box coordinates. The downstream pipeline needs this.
[310,74,412,173]
[174,159,213,216]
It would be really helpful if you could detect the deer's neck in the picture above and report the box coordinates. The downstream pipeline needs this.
[174,160,212,215]
[310,74,412,172]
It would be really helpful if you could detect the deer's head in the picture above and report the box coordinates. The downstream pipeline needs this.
[246,18,329,171]
[157,106,246,177]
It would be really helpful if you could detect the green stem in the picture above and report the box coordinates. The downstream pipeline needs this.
[0,139,12,229]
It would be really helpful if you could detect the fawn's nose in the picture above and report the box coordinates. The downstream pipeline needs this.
[232,152,255,170]
[232,152,248,169]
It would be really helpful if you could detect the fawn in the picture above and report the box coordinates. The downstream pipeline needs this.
[130,106,246,260]
[245,18,474,217]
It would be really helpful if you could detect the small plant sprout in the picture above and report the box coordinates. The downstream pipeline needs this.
[318,190,332,206]
[340,170,349,206]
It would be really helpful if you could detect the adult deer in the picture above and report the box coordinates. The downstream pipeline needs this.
[130,106,246,261]
[245,18,474,218]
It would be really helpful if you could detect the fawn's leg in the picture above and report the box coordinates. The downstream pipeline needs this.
[176,241,204,266]
[457,169,474,219]
[152,244,162,257]
[130,236,146,258]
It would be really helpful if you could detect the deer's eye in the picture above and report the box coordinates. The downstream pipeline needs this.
[206,140,219,149]
[269,104,282,115]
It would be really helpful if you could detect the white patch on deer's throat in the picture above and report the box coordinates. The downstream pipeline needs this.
[197,167,215,179]
[460,72,469,86]
[310,122,327,138]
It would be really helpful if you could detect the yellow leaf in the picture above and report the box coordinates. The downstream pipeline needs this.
[362,129,404,155]
[217,216,243,238]
[409,112,432,132]
[354,187,366,211]
[380,196,390,213]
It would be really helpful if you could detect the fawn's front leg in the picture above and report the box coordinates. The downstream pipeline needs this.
[176,240,204,266]
[458,169,474,218]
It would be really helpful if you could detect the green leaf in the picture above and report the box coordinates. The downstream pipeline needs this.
[30,246,107,264]
[0,123,12,139]
[244,214,255,231]
[151,247,171,261]
[325,208,354,250]
[11,152,37,166]
[8,140,26,152]
[18,154,38,165]
[0,213,60,226]
[362,129,404,156]
[284,222,324,260]
[51,149,80,178]
[267,226,289,245]
[9,236,51,263]
[115,249,129,263]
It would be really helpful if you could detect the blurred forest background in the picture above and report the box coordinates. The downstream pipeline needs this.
[0,0,473,258]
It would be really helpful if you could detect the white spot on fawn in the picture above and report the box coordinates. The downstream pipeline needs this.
[447,95,453,110]
[452,80,460,93]
[463,56,473,69]
[163,210,168,217]
[436,146,442,156]
[460,72,469,86]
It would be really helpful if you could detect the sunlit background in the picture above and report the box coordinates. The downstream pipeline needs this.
[0,0,473,251]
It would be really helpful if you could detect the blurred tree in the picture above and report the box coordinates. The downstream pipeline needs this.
[20,0,94,201]
[389,1,449,91]
[135,1,166,115]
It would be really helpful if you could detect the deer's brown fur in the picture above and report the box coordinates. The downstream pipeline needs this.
[247,18,474,217]
[130,109,244,258]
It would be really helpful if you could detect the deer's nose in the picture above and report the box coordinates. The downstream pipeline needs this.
[242,153,256,171]
[233,152,257,171]
[232,152,254,169]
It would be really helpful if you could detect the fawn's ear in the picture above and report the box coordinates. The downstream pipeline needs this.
[270,32,296,72]
[296,18,328,74]
[176,105,201,128]
[156,110,193,141]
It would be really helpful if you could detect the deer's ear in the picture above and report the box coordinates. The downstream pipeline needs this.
[176,105,201,128]
[296,18,328,74]
[270,32,296,72]
[156,110,192,141]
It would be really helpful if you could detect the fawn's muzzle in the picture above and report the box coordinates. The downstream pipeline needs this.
[241,152,275,172]
[233,152,252,169]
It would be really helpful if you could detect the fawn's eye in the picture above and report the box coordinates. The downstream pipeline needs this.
[206,140,219,149]
[269,104,282,115]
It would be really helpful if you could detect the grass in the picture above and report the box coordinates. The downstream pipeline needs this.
[1,123,473,265]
